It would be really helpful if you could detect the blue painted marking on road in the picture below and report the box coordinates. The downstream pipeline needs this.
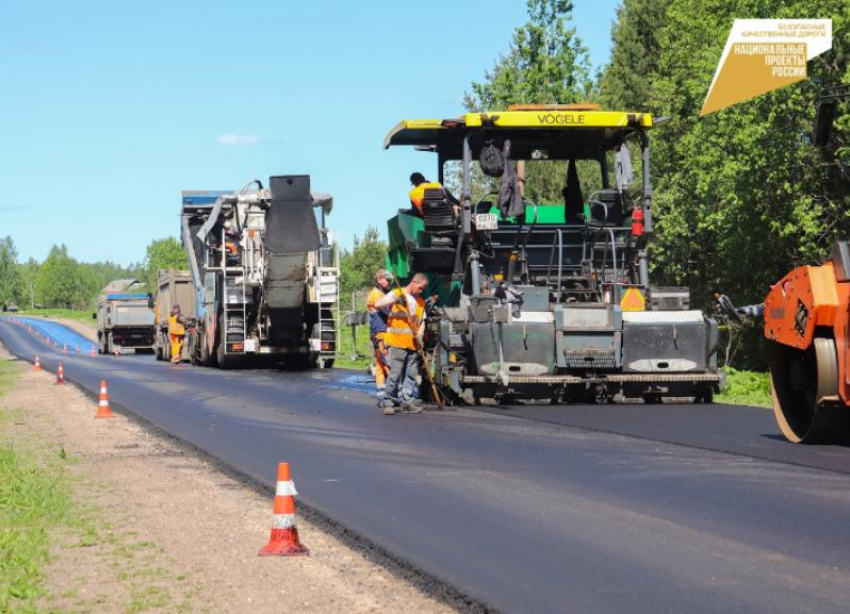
[2,316,94,352]
[331,374,376,395]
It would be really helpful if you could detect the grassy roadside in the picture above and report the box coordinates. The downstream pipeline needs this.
[0,359,72,614]
[0,356,201,614]
[716,368,771,408]
[335,322,372,370]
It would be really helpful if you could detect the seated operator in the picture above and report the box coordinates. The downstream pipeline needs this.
[408,172,459,218]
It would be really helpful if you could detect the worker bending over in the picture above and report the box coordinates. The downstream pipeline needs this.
[168,304,188,365]
[367,269,393,406]
[374,272,429,415]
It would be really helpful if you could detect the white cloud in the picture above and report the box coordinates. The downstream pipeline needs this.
[215,134,259,146]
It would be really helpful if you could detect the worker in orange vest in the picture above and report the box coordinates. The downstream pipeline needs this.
[373,272,429,415]
[168,305,188,365]
[367,269,393,405]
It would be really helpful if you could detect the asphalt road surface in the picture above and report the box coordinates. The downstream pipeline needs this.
[3,316,850,614]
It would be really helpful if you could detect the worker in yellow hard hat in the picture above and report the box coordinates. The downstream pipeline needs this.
[168,304,187,365]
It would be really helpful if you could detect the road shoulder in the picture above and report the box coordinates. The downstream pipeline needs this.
[0,341,462,614]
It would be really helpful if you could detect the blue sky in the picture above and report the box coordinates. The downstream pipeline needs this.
[0,0,620,265]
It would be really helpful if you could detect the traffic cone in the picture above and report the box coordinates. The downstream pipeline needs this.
[55,362,65,385]
[46,336,50,345]
[94,380,114,419]
[63,344,68,355]
[89,345,96,357]
[113,346,119,357]
[33,355,42,371]
[75,346,80,354]
[258,463,309,556]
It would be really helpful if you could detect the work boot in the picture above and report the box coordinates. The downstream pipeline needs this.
[402,399,424,414]
[379,401,396,415]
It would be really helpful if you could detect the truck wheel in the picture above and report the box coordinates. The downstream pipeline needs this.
[216,314,234,369]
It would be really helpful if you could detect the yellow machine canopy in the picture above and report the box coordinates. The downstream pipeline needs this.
[384,105,654,160]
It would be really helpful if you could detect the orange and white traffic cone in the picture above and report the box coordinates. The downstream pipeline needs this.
[46,336,50,345]
[75,346,80,354]
[258,463,309,556]
[63,344,68,355]
[55,362,65,385]
[33,355,42,371]
[94,380,114,419]
[89,345,96,357]
[113,346,119,357]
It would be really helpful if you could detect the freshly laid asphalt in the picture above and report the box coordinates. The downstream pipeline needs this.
[3,316,850,614]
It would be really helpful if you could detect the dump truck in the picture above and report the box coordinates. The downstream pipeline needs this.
[95,280,155,354]
[383,104,721,405]
[153,269,196,362]
[180,175,338,368]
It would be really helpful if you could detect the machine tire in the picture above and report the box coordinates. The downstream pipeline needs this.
[769,338,846,444]
[216,322,232,370]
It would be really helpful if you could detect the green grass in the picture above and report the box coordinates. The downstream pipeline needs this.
[716,368,772,408]
[335,322,373,370]
[9,309,95,329]
[0,445,72,613]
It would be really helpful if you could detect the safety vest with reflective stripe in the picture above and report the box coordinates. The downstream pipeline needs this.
[168,314,185,336]
[408,182,443,215]
[384,289,425,351]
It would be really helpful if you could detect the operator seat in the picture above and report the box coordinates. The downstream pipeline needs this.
[587,189,624,226]
[421,188,458,246]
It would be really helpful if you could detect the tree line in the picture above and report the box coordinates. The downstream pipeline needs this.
[0,236,187,311]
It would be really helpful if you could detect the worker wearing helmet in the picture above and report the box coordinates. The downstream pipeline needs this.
[168,304,187,365]
[367,269,393,405]
[374,272,429,415]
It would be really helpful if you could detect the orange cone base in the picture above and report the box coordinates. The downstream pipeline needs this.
[258,528,309,557]
[94,408,115,419]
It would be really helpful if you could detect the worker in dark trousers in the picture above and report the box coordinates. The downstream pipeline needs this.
[374,272,428,415]
[367,269,393,406]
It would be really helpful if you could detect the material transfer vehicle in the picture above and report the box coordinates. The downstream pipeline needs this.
[180,175,338,369]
